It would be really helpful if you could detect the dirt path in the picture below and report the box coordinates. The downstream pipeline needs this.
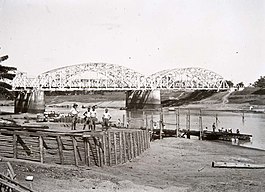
[1,138,265,192]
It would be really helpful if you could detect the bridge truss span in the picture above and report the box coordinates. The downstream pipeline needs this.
[12,64,229,91]
[148,67,228,90]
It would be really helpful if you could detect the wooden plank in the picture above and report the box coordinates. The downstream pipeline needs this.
[6,162,16,180]
[129,132,134,159]
[108,131,112,166]
[212,161,265,169]
[17,135,31,156]
[119,132,122,164]
[102,133,107,166]
[84,138,88,166]
[140,131,144,152]
[113,132,117,165]
[39,136,44,163]
[13,134,17,159]
[56,136,64,165]
[72,136,79,166]
[122,131,127,163]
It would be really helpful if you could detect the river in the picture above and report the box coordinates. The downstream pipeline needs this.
[126,108,265,150]
[2,103,265,150]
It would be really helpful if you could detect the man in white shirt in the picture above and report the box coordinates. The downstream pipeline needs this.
[90,106,97,131]
[69,103,79,130]
[83,107,92,130]
[102,108,111,129]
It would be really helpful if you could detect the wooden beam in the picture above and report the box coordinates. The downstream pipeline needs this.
[113,132,117,165]
[56,136,64,165]
[108,131,112,166]
[119,132,122,164]
[72,136,79,166]
[102,133,107,166]
[39,136,44,163]
[122,131,127,163]
[17,135,31,156]
[13,134,17,159]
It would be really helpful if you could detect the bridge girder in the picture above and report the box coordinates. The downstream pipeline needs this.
[11,64,229,91]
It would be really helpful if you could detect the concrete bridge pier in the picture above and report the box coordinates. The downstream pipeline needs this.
[126,89,161,109]
[15,90,45,114]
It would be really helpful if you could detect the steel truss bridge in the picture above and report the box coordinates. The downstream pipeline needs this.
[11,63,229,91]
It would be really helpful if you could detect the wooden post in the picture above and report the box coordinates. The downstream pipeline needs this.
[13,134,17,159]
[122,131,127,163]
[140,130,145,152]
[215,114,218,129]
[113,132,117,165]
[186,109,191,139]
[87,138,91,166]
[134,132,138,156]
[118,132,122,164]
[147,129,150,148]
[175,108,180,137]
[128,111,131,128]
[159,112,163,139]
[95,137,101,167]
[56,136,64,165]
[84,138,88,166]
[108,131,112,166]
[129,132,134,159]
[72,136,79,166]
[122,114,125,127]
[150,112,154,141]
[142,111,145,128]
[199,109,203,140]
[145,113,148,129]
[102,133,106,166]
[137,131,141,154]
[39,136,44,163]
[84,137,91,166]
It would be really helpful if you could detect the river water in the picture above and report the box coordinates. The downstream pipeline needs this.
[126,109,265,150]
[2,103,265,150]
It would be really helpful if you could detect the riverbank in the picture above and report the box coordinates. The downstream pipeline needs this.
[1,137,265,192]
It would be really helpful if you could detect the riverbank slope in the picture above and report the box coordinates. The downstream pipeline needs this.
[1,137,265,191]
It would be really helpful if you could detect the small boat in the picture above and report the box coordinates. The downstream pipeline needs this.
[212,161,265,169]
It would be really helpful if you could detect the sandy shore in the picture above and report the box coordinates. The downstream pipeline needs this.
[1,137,265,192]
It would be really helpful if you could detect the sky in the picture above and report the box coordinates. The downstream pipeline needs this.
[0,0,264,85]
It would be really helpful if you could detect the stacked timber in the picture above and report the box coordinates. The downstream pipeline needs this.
[0,126,150,167]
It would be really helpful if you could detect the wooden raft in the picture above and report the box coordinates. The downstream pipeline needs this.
[0,126,150,167]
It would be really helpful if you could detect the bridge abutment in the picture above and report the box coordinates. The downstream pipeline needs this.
[15,90,45,113]
[126,89,161,109]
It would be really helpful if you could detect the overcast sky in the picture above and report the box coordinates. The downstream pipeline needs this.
[0,0,264,84]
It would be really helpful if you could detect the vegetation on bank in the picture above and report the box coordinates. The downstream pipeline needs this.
[0,55,17,99]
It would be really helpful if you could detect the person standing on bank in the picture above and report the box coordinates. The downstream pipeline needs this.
[90,106,97,131]
[83,106,91,130]
[70,103,79,130]
[212,122,216,132]
[102,108,111,129]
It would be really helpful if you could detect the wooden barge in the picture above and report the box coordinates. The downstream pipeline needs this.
[0,125,150,167]
[181,129,252,141]
[152,128,252,141]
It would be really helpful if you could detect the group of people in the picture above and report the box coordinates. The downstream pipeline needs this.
[69,103,111,131]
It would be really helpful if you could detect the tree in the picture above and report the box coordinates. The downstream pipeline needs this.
[236,82,244,88]
[0,55,17,99]
[226,80,234,88]
[253,76,265,88]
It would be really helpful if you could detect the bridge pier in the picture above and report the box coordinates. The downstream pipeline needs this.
[126,89,161,109]
[15,90,45,114]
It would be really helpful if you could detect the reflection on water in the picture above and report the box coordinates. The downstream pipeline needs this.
[126,108,265,150]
